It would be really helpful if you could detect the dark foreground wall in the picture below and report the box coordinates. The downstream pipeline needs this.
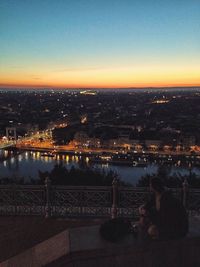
[48,236,200,267]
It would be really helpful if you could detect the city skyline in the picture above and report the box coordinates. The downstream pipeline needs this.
[0,0,200,89]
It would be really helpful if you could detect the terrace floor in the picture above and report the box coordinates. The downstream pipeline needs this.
[1,215,200,266]
[47,216,200,267]
[0,216,105,262]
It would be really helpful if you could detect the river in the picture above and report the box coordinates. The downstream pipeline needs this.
[1,150,200,185]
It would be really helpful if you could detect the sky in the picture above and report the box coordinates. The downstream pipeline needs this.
[0,0,200,88]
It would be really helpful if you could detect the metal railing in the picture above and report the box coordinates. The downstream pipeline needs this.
[0,178,199,218]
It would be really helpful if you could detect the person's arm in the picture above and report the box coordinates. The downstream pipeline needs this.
[143,194,155,211]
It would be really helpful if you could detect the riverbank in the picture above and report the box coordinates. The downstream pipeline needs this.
[8,145,200,169]
[15,144,200,156]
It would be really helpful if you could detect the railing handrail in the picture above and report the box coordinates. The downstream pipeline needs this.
[0,181,200,218]
[51,185,112,190]
[0,184,200,193]
[0,184,45,189]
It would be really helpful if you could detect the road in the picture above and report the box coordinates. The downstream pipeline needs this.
[15,142,200,157]
[2,132,200,157]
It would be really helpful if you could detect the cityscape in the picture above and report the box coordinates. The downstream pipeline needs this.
[1,88,200,188]
[0,0,200,266]
[1,88,200,153]
[0,89,200,175]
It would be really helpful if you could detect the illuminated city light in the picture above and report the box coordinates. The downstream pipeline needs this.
[80,90,97,95]
[152,100,170,104]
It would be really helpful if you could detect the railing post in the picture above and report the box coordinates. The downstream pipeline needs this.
[45,177,51,218]
[182,178,189,209]
[111,178,118,219]
[13,184,17,215]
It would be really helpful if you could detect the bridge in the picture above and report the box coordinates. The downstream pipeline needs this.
[0,141,16,149]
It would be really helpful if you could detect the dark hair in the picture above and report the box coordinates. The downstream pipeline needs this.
[150,177,165,193]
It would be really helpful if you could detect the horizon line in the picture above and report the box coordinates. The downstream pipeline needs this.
[0,85,200,90]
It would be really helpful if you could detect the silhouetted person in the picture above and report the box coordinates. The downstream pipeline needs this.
[139,177,188,240]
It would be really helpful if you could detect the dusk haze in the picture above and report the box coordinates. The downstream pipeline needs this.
[1,1,200,266]
[0,0,200,88]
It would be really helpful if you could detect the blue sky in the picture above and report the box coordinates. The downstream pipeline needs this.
[0,0,200,88]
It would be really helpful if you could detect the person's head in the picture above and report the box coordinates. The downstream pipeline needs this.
[150,177,165,193]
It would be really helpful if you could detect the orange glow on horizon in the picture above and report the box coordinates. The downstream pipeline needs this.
[1,82,200,89]
[0,65,199,89]
[1,80,200,89]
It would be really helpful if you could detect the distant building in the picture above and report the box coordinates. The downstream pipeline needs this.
[182,135,196,150]
[145,140,162,151]
[74,131,100,148]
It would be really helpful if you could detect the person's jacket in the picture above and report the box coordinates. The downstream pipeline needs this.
[144,190,188,240]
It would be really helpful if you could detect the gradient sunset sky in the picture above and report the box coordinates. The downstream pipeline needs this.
[0,0,200,88]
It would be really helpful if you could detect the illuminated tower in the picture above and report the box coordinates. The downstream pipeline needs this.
[6,127,17,141]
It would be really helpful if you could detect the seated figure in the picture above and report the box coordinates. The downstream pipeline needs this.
[139,177,188,240]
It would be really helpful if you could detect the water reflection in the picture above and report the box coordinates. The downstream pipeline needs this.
[66,155,69,163]
[102,163,109,168]
[0,150,200,185]
[75,156,79,162]
[25,152,29,159]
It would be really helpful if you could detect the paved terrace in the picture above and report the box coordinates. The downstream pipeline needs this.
[0,216,200,267]
[0,182,200,266]
[47,216,200,267]
[0,216,104,263]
